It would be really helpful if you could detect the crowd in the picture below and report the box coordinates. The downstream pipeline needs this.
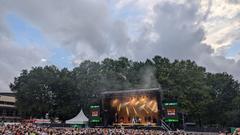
[0,123,187,135]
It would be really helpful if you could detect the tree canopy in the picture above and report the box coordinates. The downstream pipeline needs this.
[10,56,240,126]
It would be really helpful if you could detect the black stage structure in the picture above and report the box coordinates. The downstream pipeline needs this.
[100,88,163,127]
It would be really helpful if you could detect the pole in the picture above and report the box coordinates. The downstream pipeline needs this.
[182,112,185,130]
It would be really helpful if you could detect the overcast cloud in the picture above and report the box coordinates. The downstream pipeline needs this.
[0,37,47,92]
[0,0,239,92]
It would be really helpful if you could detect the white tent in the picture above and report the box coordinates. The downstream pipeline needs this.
[66,109,89,124]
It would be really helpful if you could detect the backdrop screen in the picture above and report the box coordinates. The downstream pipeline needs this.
[110,95,159,124]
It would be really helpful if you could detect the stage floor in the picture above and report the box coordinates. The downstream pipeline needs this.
[112,123,157,127]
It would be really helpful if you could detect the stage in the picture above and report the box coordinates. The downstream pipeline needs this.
[101,88,162,127]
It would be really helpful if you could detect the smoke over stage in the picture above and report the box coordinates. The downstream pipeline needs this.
[101,88,162,126]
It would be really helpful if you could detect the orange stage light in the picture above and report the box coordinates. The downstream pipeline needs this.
[118,103,121,112]
[143,107,149,114]
[126,106,129,116]
[112,99,119,107]
[123,101,129,106]
[130,98,136,105]
[139,104,145,110]
[135,101,140,106]
[110,95,159,124]
[132,106,138,115]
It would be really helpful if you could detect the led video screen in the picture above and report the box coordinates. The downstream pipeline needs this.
[110,95,159,124]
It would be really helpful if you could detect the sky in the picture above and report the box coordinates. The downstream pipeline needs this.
[0,0,240,92]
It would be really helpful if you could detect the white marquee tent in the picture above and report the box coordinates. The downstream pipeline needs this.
[66,109,89,124]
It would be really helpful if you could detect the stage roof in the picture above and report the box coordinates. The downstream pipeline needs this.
[101,88,160,95]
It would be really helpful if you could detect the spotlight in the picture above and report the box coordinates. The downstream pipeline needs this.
[139,104,145,110]
[118,103,122,112]
[132,106,138,115]
[143,107,149,114]
[148,103,156,112]
[112,99,119,107]
[135,101,140,106]
[130,97,136,105]
[126,106,129,116]
[123,101,129,106]
[140,97,146,103]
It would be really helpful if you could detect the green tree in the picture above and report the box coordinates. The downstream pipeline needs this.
[50,68,79,122]
[206,73,240,126]
[10,66,59,118]
[72,60,102,116]
[154,59,212,126]
[9,56,240,127]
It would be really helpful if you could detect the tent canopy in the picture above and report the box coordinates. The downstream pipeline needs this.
[66,109,89,124]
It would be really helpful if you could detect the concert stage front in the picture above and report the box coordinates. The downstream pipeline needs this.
[101,88,162,126]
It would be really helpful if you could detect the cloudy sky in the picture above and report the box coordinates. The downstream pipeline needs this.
[0,0,240,92]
